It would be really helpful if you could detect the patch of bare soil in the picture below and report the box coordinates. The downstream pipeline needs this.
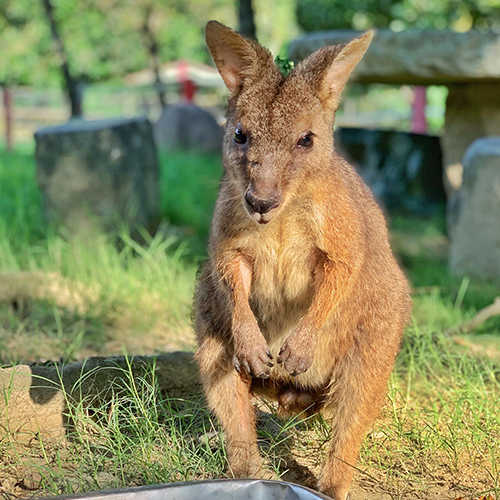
[0,442,120,499]
[277,427,494,500]
[255,401,496,500]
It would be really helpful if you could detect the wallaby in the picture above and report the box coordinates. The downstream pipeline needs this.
[194,21,411,500]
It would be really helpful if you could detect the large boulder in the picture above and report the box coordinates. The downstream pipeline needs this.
[449,138,500,281]
[35,117,160,234]
[155,103,223,152]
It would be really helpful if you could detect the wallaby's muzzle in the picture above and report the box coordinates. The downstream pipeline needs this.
[243,188,281,224]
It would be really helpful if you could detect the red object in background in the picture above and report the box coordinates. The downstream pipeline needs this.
[411,86,427,134]
[177,60,197,102]
[182,79,196,102]
[2,86,13,151]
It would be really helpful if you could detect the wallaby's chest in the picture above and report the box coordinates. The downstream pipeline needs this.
[245,223,317,337]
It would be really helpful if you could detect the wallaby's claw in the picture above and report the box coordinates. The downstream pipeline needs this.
[233,355,241,373]
[277,339,313,376]
[234,342,274,378]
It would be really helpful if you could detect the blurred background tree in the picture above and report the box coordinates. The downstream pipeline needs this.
[296,0,500,32]
[0,0,53,87]
[0,0,299,121]
[2,0,499,135]
[41,0,83,117]
[238,0,257,40]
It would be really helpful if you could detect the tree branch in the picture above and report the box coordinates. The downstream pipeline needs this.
[446,297,500,335]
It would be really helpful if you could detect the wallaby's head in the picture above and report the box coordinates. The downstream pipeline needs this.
[206,21,373,224]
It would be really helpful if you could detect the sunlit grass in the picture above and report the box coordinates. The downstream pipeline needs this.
[0,147,198,362]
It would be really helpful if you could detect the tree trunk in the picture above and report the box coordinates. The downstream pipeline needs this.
[41,0,83,118]
[238,0,256,40]
[141,5,167,110]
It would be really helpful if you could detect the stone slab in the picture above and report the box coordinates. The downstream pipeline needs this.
[289,30,500,85]
[443,83,500,198]
[35,116,160,234]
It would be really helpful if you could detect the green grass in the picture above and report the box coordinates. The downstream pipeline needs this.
[0,147,199,362]
[0,146,499,498]
[159,150,222,254]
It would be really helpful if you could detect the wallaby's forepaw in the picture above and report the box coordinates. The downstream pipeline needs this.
[233,338,273,379]
[277,335,314,376]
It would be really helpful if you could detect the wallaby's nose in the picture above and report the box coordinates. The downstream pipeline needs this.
[244,190,280,215]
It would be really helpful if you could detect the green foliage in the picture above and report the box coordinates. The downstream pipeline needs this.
[0,0,54,85]
[296,0,500,32]
[0,146,45,248]
[253,0,300,55]
[0,0,236,86]
[274,55,294,77]
[0,0,302,88]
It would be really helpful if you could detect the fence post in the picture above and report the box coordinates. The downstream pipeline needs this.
[2,86,13,151]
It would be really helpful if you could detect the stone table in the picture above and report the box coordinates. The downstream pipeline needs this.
[289,30,500,218]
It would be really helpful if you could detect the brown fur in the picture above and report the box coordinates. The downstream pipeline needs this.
[195,21,412,500]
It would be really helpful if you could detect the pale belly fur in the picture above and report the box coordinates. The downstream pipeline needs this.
[244,225,317,351]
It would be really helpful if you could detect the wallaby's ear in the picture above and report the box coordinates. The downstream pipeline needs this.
[300,30,374,108]
[205,20,260,94]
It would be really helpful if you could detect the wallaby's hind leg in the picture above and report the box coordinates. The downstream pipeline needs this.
[196,336,263,477]
[277,387,320,419]
[318,349,394,500]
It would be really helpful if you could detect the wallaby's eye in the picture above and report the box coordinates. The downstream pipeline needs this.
[297,132,314,149]
[233,126,247,145]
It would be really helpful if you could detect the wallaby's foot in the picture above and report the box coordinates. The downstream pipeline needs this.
[277,388,316,418]
[261,468,279,481]
[228,444,265,478]
[228,445,279,480]
[317,479,351,500]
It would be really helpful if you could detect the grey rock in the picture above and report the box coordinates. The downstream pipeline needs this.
[35,116,160,234]
[442,83,500,218]
[155,103,223,152]
[449,137,500,281]
[289,30,500,85]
